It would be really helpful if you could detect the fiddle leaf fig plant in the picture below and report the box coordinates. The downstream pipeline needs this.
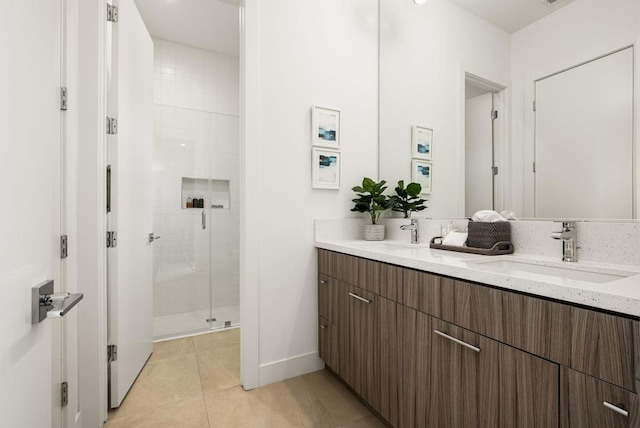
[351,177,391,224]
[390,180,428,218]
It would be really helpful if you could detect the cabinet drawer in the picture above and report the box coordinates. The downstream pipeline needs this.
[503,292,571,366]
[571,308,640,391]
[404,269,571,365]
[403,270,503,337]
[332,252,404,302]
[318,274,338,323]
[319,316,338,372]
[562,368,640,427]
[318,249,335,277]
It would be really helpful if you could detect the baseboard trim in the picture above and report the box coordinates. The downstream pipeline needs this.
[259,351,324,387]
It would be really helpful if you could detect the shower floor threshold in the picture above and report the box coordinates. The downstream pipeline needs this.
[153,305,239,340]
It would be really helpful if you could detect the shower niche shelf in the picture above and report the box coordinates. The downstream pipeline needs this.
[181,177,230,210]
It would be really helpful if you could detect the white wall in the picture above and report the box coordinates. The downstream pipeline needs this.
[253,0,379,383]
[152,38,240,330]
[509,0,640,217]
[380,0,510,218]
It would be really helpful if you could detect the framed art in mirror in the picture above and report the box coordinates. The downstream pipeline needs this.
[311,106,340,149]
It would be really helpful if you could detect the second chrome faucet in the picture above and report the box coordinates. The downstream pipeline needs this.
[551,221,578,262]
[400,219,419,244]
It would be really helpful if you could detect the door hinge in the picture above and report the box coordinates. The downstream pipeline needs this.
[107,344,118,362]
[107,231,118,248]
[61,382,68,407]
[491,110,498,120]
[533,162,536,173]
[60,87,68,111]
[107,4,119,23]
[106,117,118,135]
[492,166,499,176]
[533,100,536,111]
[60,235,68,259]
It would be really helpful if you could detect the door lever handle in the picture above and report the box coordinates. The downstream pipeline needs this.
[148,233,161,243]
[32,280,84,323]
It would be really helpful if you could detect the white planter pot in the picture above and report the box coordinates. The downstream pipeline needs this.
[364,224,385,241]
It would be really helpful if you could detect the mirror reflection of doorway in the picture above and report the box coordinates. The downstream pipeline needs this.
[464,74,506,217]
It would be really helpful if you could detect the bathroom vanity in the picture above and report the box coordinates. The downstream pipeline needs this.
[315,243,640,427]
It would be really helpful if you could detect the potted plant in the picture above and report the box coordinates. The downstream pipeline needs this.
[390,180,428,218]
[351,177,391,241]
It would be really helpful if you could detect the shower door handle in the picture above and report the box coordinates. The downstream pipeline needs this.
[202,210,206,229]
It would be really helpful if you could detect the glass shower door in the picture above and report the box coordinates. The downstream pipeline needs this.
[152,104,213,339]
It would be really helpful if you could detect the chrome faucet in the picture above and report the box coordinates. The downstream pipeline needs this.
[551,221,578,262]
[400,218,419,244]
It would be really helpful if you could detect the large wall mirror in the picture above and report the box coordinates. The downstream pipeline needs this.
[379,0,640,220]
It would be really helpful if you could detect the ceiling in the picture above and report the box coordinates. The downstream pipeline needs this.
[134,0,240,57]
[445,0,576,33]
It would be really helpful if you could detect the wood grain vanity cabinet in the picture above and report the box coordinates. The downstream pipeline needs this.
[316,249,640,427]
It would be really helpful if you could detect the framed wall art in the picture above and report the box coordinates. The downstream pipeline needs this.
[312,106,340,148]
[411,125,433,160]
[312,148,341,189]
[411,159,432,194]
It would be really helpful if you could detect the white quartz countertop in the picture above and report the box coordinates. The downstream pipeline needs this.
[315,239,640,318]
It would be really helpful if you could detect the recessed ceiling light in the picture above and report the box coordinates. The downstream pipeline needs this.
[414,0,427,4]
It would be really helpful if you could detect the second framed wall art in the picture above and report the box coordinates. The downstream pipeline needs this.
[412,159,432,194]
[312,148,341,189]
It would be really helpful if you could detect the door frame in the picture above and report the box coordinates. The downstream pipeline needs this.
[58,0,83,426]
[76,1,260,425]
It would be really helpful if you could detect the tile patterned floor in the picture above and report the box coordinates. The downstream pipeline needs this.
[105,329,382,427]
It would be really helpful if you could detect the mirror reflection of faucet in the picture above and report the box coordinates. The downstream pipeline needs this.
[400,219,419,244]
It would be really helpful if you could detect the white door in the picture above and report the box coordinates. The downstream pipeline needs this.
[0,1,65,427]
[535,47,634,219]
[108,0,155,407]
[465,92,494,216]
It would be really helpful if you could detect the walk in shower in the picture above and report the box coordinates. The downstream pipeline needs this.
[150,37,240,340]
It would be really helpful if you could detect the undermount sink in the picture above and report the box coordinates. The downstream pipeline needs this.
[360,242,417,251]
[467,257,635,284]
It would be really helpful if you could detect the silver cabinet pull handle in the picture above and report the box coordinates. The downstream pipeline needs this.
[320,325,327,329]
[603,402,629,417]
[202,210,206,229]
[320,280,328,284]
[348,292,371,304]
[433,329,481,353]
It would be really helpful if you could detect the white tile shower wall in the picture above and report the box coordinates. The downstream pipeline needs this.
[315,218,640,266]
[152,38,239,319]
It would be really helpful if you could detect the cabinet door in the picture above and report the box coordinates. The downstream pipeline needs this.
[498,343,559,427]
[348,285,377,404]
[563,368,640,427]
[429,318,490,427]
[375,296,403,427]
[319,316,338,371]
[405,310,559,427]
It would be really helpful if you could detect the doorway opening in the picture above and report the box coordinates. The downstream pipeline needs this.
[106,0,241,411]
[464,73,506,217]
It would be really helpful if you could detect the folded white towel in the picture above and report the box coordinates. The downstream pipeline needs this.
[442,231,468,247]
[472,210,507,222]
[499,210,518,220]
